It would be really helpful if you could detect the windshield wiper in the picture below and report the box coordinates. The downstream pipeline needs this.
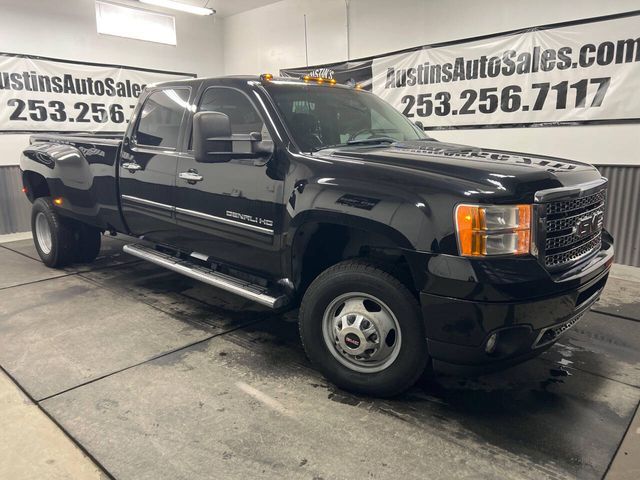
[312,137,397,152]
[346,137,397,145]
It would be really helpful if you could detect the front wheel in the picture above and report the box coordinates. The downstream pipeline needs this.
[299,260,429,397]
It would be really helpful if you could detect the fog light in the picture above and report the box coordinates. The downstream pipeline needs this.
[485,333,498,354]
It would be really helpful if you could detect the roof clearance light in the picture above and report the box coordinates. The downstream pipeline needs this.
[260,73,273,81]
[301,75,336,84]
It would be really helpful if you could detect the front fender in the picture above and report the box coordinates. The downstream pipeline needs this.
[285,175,440,252]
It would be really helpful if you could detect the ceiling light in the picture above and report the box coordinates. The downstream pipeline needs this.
[140,0,215,16]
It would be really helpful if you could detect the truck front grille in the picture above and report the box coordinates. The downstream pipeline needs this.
[541,187,607,270]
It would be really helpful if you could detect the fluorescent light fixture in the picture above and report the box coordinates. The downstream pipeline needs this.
[140,0,215,15]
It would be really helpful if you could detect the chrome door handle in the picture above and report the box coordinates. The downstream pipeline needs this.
[179,170,204,184]
[122,162,142,172]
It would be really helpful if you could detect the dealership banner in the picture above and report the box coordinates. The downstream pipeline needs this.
[0,53,195,133]
[281,12,640,129]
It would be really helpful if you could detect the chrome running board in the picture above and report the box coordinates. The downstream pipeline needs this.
[123,244,289,309]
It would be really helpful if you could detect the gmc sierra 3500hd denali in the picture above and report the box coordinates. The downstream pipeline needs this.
[20,74,613,396]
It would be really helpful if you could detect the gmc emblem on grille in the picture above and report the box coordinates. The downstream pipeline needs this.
[575,211,604,238]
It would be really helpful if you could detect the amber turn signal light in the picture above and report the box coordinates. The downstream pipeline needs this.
[455,204,531,256]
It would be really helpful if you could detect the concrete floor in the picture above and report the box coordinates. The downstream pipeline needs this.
[0,235,638,480]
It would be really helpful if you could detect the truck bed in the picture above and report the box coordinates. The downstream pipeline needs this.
[21,133,126,233]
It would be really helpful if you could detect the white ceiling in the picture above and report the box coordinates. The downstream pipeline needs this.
[166,0,282,17]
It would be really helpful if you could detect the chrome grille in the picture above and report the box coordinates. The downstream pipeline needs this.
[542,187,607,270]
[545,232,603,268]
[546,204,606,234]
[546,189,606,215]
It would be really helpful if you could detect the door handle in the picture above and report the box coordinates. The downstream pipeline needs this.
[122,162,142,173]
[179,170,204,184]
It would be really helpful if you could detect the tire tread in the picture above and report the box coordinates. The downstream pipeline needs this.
[32,197,77,268]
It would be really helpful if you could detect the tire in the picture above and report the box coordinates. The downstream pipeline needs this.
[75,224,101,263]
[299,260,429,397]
[31,197,77,268]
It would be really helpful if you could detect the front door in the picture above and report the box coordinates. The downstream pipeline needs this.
[119,87,190,245]
[174,86,284,276]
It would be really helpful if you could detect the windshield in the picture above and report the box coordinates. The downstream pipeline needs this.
[264,83,428,152]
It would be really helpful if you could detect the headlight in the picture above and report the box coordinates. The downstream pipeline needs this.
[455,204,531,256]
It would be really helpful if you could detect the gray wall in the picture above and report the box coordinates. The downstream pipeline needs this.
[599,166,640,267]
[1,165,638,266]
[0,166,31,234]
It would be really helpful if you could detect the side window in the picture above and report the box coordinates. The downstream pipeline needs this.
[197,88,266,136]
[134,88,189,149]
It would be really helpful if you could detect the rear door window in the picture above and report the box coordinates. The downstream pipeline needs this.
[134,88,190,149]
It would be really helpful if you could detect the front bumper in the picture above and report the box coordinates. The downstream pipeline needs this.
[415,232,613,373]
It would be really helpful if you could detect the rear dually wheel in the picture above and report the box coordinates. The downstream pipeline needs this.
[31,197,77,268]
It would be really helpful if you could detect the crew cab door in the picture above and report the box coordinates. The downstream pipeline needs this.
[119,87,190,244]
[174,86,284,275]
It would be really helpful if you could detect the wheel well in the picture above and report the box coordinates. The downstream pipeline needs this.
[22,171,50,202]
[292,222,416,297]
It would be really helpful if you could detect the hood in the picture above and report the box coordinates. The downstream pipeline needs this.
[317,139,601,203]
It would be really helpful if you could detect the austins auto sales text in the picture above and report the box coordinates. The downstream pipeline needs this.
[384,39,639,88]
[0,71,145,98]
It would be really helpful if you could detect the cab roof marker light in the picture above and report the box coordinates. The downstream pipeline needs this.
[301,75,336,84]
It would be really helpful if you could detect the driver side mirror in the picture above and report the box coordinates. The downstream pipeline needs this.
[193,111,274,163]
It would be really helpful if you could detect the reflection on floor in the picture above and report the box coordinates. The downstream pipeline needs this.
[0,235,638,480]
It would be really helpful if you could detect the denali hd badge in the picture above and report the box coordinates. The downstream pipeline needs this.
[226,210,274,228]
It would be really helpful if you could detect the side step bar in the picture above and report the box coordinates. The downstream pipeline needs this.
[123,244,289,309]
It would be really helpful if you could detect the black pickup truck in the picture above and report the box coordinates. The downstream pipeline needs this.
[19,74,613,396]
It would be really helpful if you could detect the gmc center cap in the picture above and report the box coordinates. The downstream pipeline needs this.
[344,333,361,349]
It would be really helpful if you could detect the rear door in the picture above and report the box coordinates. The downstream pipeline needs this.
[173,85,284,275]
[119,87,190,244]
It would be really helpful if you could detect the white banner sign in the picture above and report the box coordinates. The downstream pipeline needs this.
[0,53,194,133]
[369,14,640,128]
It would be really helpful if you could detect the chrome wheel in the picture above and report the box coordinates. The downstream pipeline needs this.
[322,292,402,373]
[35,212,52,255]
